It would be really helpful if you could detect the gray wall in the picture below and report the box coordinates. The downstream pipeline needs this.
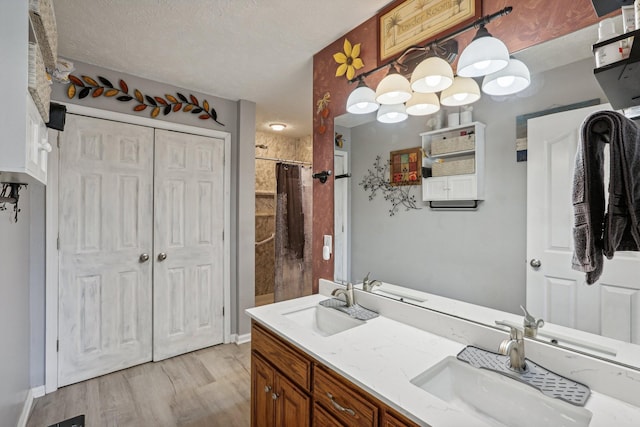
[349,58,605,314]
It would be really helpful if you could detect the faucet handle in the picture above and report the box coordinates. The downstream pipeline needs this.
[495,320,523,340]
[520,305,544,329]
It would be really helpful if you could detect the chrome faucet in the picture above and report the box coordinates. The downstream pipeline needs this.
[362,272,381,292]
[495,321,527,372]
[331,283,355,307]
[521,305,544,338]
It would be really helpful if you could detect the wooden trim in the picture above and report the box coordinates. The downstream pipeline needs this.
[16,388,34,427]
[44,102,233,394]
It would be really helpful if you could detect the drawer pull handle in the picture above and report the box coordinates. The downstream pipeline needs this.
[327,392,356,416]
[264,385,272,393]
[272,392,279,400]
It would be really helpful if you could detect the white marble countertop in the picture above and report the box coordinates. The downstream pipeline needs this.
[246,292,640,427]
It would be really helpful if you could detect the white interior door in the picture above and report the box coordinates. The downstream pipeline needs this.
[153,129,225,361]
[334,151,349,283]
[527,104,640,343]
[58,115,154,386]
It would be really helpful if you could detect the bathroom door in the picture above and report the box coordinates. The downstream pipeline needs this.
[58,114,154,386]
[153,129,225,361]
[527,104,640,343]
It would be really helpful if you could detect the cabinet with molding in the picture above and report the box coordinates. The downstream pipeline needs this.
[251,321,420,427]
[421,122,485,202]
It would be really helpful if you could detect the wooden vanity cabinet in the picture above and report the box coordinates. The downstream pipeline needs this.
[251,321,421,427]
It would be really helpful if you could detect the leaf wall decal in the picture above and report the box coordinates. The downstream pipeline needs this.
[173,103,182,112]
[190,95,199,106]
[151,107,160,118]
[177,93,188,102]
[119,80,129,94]
[134,89,144,103]
[117,95,133,101]
[69,75,84,87]
[67,84,76,98]
[199,114,209,120]
[191,107,203,114]
[98,76,114,88]
[165,94,178,103]
[163,106,172,115]
[183,105,193,112]
[154,97,168,105]
[203,100,210,112]
[92,87,104,97]
[78,87,91,99]
[105,89,119,97]
[83,76,99,86]
[134,104,147,111]
[145,95,157,106]
[210,108,218,121]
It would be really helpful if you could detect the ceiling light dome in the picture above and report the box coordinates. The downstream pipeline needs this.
[482,58,531,96]
[410,57,454,93]
[346,81,379,114]
[269,123,286,131]
[457,25,509,77]
[375,67,412,105]
[440,77,481,106]
[377,104,408,123]
[406,92,440,116]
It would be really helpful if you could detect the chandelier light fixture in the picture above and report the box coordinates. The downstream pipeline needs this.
[344,6,529,124]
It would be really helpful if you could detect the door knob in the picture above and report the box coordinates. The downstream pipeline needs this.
[157,252,167,261]
[139,253,150,263]
[530,258,542,268]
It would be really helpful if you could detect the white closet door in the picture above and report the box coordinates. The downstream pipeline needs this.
[58,115,154,386]
[153,129,225,361]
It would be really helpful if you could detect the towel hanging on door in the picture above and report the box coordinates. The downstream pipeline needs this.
[572,110,640,284]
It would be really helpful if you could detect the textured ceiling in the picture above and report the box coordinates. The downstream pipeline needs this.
[54,0,392,137]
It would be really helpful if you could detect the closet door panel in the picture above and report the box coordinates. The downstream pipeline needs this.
[58,114,154,386]
[153,129,225,361]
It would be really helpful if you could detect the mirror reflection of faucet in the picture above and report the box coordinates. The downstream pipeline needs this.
[362,272,382,292]
[521,305,545,338]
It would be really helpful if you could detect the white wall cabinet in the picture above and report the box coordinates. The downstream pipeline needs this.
[25,95,51,183]
[421,122,485,202]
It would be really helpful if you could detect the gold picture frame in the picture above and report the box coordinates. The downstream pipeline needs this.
[378,0,481,63]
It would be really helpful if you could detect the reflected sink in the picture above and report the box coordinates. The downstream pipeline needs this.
[411,357,592,427]
[282,305,365,337]
[372,288,426,304]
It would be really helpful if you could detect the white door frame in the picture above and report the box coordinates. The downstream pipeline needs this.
[45,103,232,393]
[334,150,349,282]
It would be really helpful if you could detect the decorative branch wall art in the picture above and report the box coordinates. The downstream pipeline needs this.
[66,74,224,126]
[360,155,421,216]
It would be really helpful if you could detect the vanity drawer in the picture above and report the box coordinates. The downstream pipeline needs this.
[252,321,312,391]
[313,365,378,427]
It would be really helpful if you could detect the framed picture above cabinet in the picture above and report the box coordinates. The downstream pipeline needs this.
[390,146,421,186]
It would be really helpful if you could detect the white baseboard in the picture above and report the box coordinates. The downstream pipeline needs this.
[235,333,251,345]
[32,385,45,398]
[17,388,34,427]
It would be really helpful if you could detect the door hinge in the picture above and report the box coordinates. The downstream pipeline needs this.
[56,339,59,352]
[222,306,225,316]
[222,231,224,241]
[57,235,60,250]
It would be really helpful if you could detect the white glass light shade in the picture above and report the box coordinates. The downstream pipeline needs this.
[406,92,440,116]
[377,104,408,123]
[457,29,509,77]
[346,85,379,114]
[269,123,286,131]
[410,57,454,93]
[375,73,412,105]
[481,58,531,96]
[440,77,481,106]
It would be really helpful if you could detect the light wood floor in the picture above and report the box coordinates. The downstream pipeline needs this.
[27,343,251,427]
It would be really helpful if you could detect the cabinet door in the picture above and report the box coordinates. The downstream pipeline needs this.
[252,354,275,427]
[313,403,346,426]
[381,408,420,427]
[275,373,310,427]
[448,175,477,200]
[423,176,448,201]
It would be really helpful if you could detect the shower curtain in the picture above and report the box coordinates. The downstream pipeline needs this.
[274,163,312,302]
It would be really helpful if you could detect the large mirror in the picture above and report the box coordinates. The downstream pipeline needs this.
[333,21,640,369]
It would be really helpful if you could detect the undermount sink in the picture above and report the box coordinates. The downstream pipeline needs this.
[282,305,364,337]
[410,357,592,427]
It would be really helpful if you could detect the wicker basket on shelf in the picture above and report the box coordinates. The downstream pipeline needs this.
[431,134,475,155]
[432,158,475,177]
[28,42,51,122]
[29,0,58,70]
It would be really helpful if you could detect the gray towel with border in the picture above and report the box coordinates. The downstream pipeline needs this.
[572,111,640,284]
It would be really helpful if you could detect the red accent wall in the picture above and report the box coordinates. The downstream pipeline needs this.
[311,0,613,291]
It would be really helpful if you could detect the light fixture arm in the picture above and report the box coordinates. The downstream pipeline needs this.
[347,6,513,84]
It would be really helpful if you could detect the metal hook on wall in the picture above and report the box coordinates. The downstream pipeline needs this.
[312,170,332,184]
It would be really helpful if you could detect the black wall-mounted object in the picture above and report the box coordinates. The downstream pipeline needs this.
[593,29,640,111]
[0,182,28,222]
[590,0,634,17]
[312,170,332,184]
[46,102,67,131]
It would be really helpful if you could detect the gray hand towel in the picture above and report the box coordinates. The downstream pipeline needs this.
[572,111,640,284]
